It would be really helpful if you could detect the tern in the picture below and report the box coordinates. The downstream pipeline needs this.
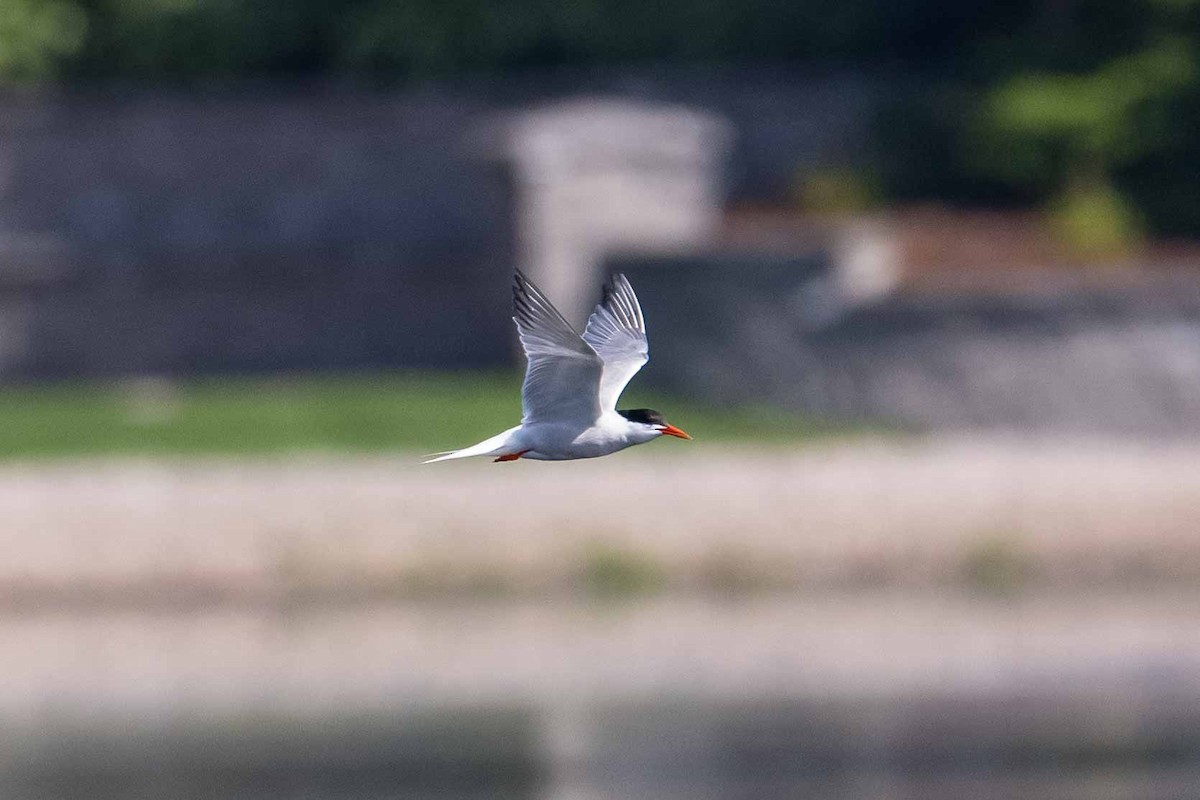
[425,270,692,463]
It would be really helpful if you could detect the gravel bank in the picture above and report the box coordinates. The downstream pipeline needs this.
[1,436,1198,600]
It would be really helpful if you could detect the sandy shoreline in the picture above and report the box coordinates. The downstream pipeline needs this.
[0,436,1198,599]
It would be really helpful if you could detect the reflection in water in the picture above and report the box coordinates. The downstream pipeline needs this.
[8,709,539,800]
[2,596,1199,799]
[9,695,1200,800]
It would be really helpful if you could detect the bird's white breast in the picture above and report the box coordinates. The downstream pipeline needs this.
[519,413,652,460]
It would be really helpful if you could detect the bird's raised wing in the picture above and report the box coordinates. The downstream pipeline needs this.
[582,273,649,412]
[512,270,603,424]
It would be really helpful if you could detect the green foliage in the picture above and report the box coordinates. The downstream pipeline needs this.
[0,0,87,81]
[963,36,1198,243]
[4,0,1200,234]
[961,534,1031,594]
[974,39,1196,187]
[873,0,1200,235]
[1048,178,1143,260]
[2,0,1122,82]
[74,0,349,78]
[0,372,839,459]
[579,543,665,598]
[795,166,881,216]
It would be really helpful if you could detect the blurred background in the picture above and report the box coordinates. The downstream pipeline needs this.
[3,1,1200,797]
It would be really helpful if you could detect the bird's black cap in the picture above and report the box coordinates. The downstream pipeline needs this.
[618,408,666,425]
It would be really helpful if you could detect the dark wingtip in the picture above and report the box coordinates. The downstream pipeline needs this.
[600,271,626,306]
[512,269,531,313]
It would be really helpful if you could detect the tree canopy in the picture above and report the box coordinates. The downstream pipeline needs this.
[4,0,1200,236]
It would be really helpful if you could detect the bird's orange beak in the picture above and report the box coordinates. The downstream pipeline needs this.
[659,424,693,440]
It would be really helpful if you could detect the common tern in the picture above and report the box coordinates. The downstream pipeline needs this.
[425,270,691,463]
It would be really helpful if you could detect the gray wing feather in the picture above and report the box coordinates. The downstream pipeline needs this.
[512,270,603,424]
[582,273,649,411]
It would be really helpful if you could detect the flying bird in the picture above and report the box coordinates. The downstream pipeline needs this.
[425,270,691,463]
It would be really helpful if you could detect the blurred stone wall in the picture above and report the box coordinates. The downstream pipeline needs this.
[619,254,1200,434]
[0,70,875,378]
[0,90,517,376]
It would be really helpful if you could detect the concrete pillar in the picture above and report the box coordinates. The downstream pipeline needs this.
[502,98,732,323]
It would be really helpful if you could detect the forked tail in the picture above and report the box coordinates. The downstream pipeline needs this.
[422,427,521,463]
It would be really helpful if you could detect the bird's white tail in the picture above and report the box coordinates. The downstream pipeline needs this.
[422,427,521,463]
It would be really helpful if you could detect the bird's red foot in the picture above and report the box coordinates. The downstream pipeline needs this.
[494,450,531,462]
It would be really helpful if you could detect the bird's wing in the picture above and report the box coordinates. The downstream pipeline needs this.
[582,273,649,412]
[512,270,604,425]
